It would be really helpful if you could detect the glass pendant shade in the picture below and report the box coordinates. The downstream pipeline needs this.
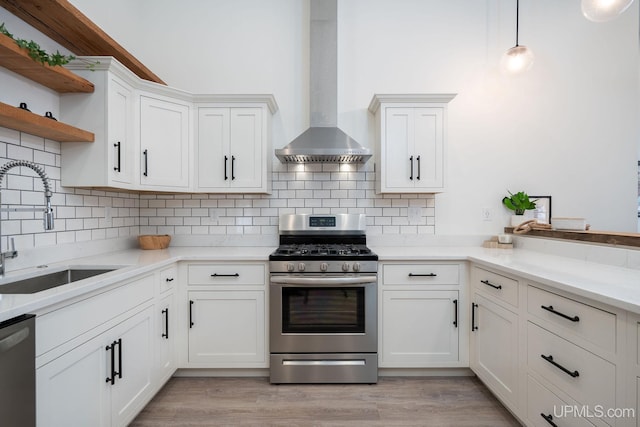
[501,45,534,75]
[581,0,635,22]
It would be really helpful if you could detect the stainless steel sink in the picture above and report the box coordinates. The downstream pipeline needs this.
[0,268,117,294]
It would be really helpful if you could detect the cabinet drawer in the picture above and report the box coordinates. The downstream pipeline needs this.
[473,266,518,307]
[188,263,265,286]
[382,264,459,285]
[527,322,615,412]
[37,274,154,356]
[159,265,178,294]
[527,375,596,427]
[528,285,616,353]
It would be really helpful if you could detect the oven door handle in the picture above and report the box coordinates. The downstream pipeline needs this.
[270,276,377,285]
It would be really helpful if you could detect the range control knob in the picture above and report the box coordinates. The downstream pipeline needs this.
[298,262,306,272]
[353,262,361,272]
[320,262,329,272]
[286,263,295,272]
[342,262,350,272]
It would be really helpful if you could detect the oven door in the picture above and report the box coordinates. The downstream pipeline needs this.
[269,274,377,354]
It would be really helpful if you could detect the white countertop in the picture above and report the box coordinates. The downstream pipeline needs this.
[374,245,640,315]
[0,244,639,323]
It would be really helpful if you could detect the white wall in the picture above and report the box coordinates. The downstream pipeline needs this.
[2,0,638,237]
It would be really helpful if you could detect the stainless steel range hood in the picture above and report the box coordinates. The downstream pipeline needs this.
[275,0,371,164]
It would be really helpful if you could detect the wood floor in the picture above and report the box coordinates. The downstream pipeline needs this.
[131,376,522,426]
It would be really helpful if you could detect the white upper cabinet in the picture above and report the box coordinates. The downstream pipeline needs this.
[196,99,275,193]
[369,94,456,193]
[61,57,277,193]
[61,59,136,189]
[139,94,190,190]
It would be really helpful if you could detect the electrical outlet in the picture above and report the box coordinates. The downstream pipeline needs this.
[408,207,422,224]
[481,207,493,221]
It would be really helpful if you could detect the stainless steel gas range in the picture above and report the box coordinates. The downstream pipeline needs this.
[269,214,378,384]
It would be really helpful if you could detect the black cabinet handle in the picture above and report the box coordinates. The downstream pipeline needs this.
[166,277,174,282]
[541,354,579,378]
[105,341,116,385]
[224,155,228,180]
[115,338,122,380]
[211,273,240,277]
[409,156,414,180]
[231,155,236,180]
[143,149,148,177]
[471,303,478,331]
[189,300,194,328]
[540,413,558,427]
[541,305,580,322]
[114,142,121,172]
[162,308,169,339]
[480,279,502,290]
[408,273,437,277]
[416,155,421,180]
[453,299,458,327]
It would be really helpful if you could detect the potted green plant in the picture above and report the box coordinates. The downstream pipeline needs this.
[502,191,537,226]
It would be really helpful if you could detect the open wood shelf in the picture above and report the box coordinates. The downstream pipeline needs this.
[0,0,165,84]
[0,32,94,93]
[0,101,94,142]
[504,227,640,248]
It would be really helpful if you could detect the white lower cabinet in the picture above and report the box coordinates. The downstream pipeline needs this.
[470,292,520,411]
[527,375,596,427]
[37,305,154,427]
[156,291,176,383]
[378,262,465,368]
[381,289,459,366]
[187,290,266,367]
[184,262,268,368]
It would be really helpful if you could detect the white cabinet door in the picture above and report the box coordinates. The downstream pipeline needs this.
[108,78,134,185]
[61,66,135,189]
[196,107,266,192]
[197,107,229,188]
[188,290,266,367]
[36,305,154,427]
[370,94,454,194]
[229,108,263,189]
[37,332,111,427]
[383,108,413,190]
[413,107,443,190]
[156,292,176,384]
[470,292,519,411]
[139,95,190,189]
[380,289,459,367]
[110,306,154,427]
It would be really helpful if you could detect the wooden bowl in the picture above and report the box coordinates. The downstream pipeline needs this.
[138,234,171,250]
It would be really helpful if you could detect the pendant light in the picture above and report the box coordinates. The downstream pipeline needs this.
[581,0,635,22]
[501,0,534,75]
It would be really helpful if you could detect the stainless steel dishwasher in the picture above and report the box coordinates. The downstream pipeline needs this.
[0,314,35,427]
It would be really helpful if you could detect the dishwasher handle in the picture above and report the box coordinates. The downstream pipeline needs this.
[0,327,29,353]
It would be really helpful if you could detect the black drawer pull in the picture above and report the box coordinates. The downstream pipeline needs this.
[409,156,414,180]
[189,300,194,328]
[471,303,478,331]
[480,279,502,290]
[162,308,169,339]
[408,273,437,277]
[105,341,116,385]
[165,277,174,282]
[453,299,458,328]
[540,413,558,427]
[541,354,579,378]
[541,305,579,322]
[116,338,122,380]
[211,273,240,277]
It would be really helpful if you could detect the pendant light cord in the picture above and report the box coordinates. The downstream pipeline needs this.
[515,0,520,47]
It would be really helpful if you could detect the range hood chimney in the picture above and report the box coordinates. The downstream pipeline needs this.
[275,0,372,164]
